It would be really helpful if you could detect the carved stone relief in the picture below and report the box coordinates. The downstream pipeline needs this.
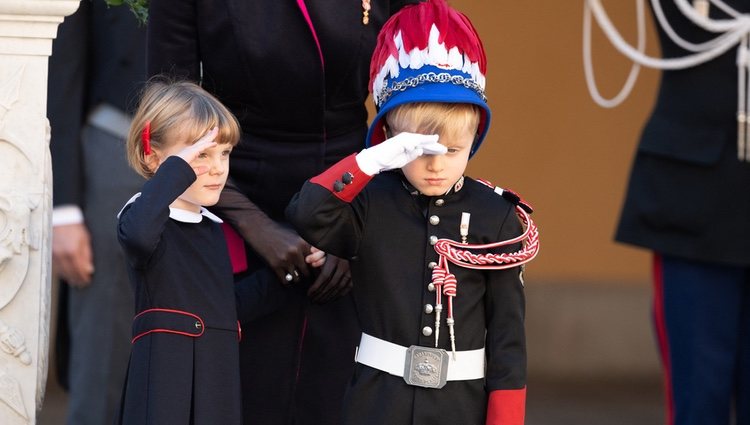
[0,59,45,307]
[0,55,51,425]
[0,367,28,422]
[0,2,82,422]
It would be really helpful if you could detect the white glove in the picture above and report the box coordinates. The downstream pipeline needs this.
[356,132,446,175]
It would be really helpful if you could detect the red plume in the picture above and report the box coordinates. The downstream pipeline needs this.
[369,0,486,91]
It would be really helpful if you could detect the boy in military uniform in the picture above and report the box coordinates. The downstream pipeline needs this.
[286,1,539,424]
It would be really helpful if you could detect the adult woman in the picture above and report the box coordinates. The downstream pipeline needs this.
[147,1,421,423]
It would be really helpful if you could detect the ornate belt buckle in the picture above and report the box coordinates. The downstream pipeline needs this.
[403,345,449,389]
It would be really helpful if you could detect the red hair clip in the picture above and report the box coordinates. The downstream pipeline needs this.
[142,121,152,155]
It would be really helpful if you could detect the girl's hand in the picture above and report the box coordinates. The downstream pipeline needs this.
[306,246,327,268]
[174,127,219,175]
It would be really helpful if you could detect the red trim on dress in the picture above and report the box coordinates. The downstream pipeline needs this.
[652,254,675,425]
[221,222,248,274]
[131,308,205,344]
[486,387,526,425]
[295,0,325,68]
[309,154,372,202]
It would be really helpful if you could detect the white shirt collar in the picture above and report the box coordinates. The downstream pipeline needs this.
[117,193,223,223]
[169,206,223,223]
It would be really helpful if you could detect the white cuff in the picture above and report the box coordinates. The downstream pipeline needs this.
[52,205,84,227]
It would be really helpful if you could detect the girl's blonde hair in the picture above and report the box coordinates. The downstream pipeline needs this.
[385,102,481,143]
[127,78,241,178]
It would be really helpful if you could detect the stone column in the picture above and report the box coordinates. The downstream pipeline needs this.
[0,1,79,423]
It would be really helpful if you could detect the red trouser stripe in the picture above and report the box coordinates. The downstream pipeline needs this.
[653,254,674,425]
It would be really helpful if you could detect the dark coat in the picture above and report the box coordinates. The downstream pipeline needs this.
[147,0,421,218]
[49,0,145,208]
[287,167,526,425]
[116,158,241,425]
[616,0,750,265]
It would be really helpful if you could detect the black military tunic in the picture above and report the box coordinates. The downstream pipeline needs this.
[117,157,241,425]
[287,155,527,424]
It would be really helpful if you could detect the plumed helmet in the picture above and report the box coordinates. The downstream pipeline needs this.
[366,0,490,157]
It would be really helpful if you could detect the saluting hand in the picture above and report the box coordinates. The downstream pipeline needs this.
[173,127,219,175]
[355,132,445,175]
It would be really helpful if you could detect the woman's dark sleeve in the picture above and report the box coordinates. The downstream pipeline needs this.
[48,1,89,208]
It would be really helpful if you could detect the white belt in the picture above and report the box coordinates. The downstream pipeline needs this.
[355,332,485,381]
[87,103,131,140]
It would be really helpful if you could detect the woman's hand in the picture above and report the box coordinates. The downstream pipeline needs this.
[307,255,352,304]
[214,179,311,285]
[254,223,311,285]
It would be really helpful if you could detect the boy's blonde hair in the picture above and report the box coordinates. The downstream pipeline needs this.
[127,78,241,178]
[385,102,481,144]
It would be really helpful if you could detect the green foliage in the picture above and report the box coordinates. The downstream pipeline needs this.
[105,0,149,25]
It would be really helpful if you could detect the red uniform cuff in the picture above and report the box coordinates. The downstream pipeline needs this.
[309,153,372,202]
[486,387,526,425]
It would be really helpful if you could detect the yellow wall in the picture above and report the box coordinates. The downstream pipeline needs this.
[454,1,661,284]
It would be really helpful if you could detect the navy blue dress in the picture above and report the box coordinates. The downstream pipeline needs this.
[116,157,241,425]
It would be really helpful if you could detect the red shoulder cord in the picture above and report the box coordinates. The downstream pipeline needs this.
[430,183,540,357]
